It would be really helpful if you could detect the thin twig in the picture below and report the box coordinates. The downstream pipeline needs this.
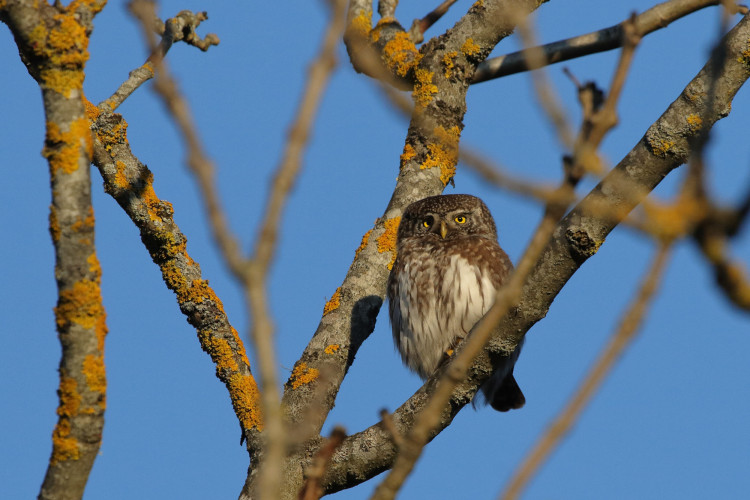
[248,0,347,497]
[472,0,746,84]
[128,0,246,279]
[100,9,219,111]
[298,426,348,500]
[409,0,460,43]
[500,243,672,500]
[514,11,576,151]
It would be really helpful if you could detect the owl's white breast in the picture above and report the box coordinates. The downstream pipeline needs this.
[394,253,497,378]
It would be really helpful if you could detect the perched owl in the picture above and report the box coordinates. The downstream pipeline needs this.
[387,194,525,412]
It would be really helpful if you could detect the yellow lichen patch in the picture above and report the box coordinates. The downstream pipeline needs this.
[229,326,252,368]
[421,129,459,187]
[323,287,342,316]
[58,376,81,418]
[413,68,438,108]
[71,206,95,233]
[324,344,340,355]
[354,229,373,260]
[348,8,372,39]
[49,206,61,242]
[400,144,416,168]
[51,419,79,465]
[84,97,100,122]
[228,372,263,431]
[443,51,458,79]
[687,113,703,133]
[160,260,188,294]
[198,330,240,373]
[114,161,129,189]
[377,217,401,270]
[48,14,89,66]
[82,354,106,396]
[651,139,675,157]
[44,116,92,174]
[55,279,105,331]
[95,117,129,158]
[288,362,320,389]
[461,38,481,57]
[382,31,419,77]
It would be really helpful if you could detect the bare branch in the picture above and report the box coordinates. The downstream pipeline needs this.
[472,0,744,84]
[409,0,460,43]
[298,427,347,500]
[99,8,219,112]
[500,243,672,500]
[244,0,348,497]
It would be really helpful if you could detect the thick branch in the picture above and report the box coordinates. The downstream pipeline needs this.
[321,11,750,492]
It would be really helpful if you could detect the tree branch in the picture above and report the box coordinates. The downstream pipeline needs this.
[321,11,750,493]
[471,0,743,84]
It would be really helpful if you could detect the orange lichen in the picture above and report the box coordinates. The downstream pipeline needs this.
[44,116,92,175]
[48,14,88,66]
[49,206,61,242]
[413,68,438,108]
[377,217,401,270]
[58,376,81,418]
[228,372,263,431]
[82,354,106,395]
[651,139,675,157]
[84,97,100,122]
[400,144,416,168]
[443,51,458,78]
[55,279,105,331]
[323,287,342,316]
[198,330,239,373]
[96,117,129,157]
[686,113,703,132]
[354,229,373,260]
[51,419,79,465]
[421,127,461,186]
[461,38,481,57]
[382,31,419,76]
[324,344,340,355]
[114,160,129,189]
[71,206,95,233]
[348,8,372,39]
[288,362,320,389]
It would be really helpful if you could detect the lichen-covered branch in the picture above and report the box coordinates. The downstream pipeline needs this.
[1,1,108,499]
[471,0,741,84]
[87,105,263,450]
[320,11,750,493]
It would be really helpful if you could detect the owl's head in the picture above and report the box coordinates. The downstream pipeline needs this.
[397,194,498,242]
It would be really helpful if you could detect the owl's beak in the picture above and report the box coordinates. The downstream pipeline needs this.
[440,221,448,239]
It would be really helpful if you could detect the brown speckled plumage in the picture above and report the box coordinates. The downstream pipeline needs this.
[387,194,525,412]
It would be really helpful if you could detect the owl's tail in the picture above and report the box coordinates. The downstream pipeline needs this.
[484,373,525,412]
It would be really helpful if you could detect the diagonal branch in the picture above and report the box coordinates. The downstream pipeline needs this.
[471,0,744,84]
[500,243,672,500]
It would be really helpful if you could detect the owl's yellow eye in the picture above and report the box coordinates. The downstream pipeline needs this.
[422,220,430,228]
[454,215,467,224]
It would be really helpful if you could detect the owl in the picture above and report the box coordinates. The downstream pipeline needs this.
[387,194,525,412]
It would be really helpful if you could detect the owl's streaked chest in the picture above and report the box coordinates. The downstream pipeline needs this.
[389,242,498,378]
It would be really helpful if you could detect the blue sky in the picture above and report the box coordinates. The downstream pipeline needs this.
[2,1,749,499]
